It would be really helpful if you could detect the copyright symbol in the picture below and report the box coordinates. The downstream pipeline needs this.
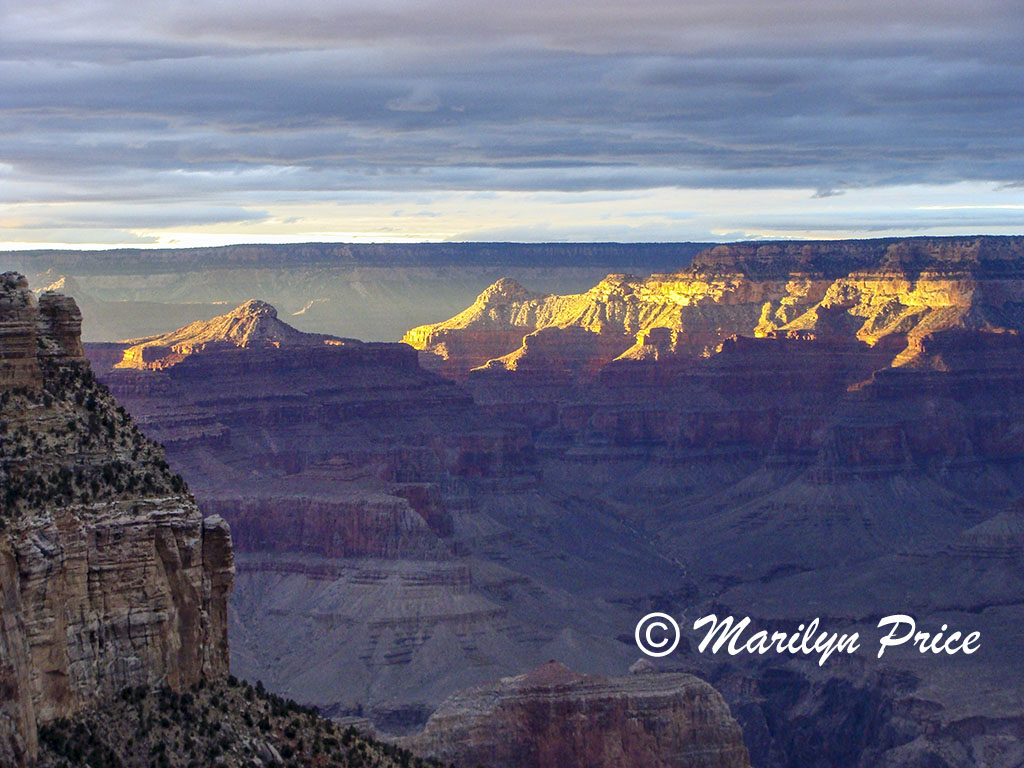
[635,612,680,658]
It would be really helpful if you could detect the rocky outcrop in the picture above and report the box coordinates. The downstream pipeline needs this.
[0,272,86,391]
[1,272,44,389]
[406,237,1024,378]
[474,325,628,381]
[0,274,233,766]
[115,298,357,370]
[402,661,750,768]
[36,291,85,361]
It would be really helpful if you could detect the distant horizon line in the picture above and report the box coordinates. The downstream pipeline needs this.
[4,232,1024,256]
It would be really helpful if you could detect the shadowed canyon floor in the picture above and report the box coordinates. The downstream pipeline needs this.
[75,237,1024,768]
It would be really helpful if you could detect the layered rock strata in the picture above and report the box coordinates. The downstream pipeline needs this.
[403,661,750,768]
[405,237,1024,378]
[401,238,1024,767]
[0,273,233,766]
[84,300,692,734]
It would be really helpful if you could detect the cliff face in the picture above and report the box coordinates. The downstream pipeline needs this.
[405,237,1024,377]
[0,273,233,766]
[403,662,750,768]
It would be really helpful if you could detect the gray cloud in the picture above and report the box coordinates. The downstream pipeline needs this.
[1,0,1023,237]
[5,203,267,229]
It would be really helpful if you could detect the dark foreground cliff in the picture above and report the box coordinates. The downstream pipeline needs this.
[0,272,233,765]
[0,273,452,768]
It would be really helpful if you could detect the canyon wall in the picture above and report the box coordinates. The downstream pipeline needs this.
[0,273,233,766]
[406,236,1024,378]
[402,237,1024,768]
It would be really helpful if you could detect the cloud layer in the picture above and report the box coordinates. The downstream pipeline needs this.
[2,0,1023,244]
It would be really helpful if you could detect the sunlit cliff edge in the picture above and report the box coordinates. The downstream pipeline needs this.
[403,237,1024,377]
[114,298,360,370]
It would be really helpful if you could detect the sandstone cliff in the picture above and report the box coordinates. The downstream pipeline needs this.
[405,236,1024,378]
[0,273,233,766]
[403,661,750,768]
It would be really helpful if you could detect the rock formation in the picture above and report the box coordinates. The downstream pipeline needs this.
[114,298,359,370]
[405,236,1024,378]
[403,662,750,768]
[402,238,1024,768]
[83,300,694,735]
[0,273,233,766]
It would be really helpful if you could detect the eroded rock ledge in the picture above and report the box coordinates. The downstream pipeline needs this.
[404,236,1024,378]
[401,661,750,768]
[0,273,233,766]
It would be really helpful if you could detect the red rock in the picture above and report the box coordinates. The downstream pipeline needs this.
[402,662,750,768]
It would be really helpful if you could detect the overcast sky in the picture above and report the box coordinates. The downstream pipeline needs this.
[2,0,1024,247]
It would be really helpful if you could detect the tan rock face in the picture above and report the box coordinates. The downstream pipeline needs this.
[7,502,232,716]
[115,297,360,370]
[0,272,43,389]
[0,273,233,767]
[37,291,85,361]
[406,237,1024,377]
[403,662,750,768]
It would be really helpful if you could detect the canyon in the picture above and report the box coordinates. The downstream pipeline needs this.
[88,297,682,733]
[2,273,746,768]
[49,235,1024,767]
[405,236,1024,767]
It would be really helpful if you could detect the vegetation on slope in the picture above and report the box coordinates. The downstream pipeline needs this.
[36,677,451,768]
[0,358,186,520]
